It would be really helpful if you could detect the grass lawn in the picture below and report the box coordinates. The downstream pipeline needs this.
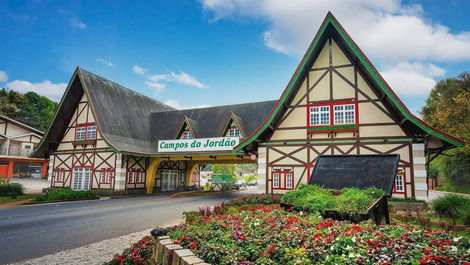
[0,194,39,205]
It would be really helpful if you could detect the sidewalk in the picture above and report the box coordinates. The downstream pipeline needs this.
[9,219,182,265]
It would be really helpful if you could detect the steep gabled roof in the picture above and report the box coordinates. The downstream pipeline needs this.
[234,12,465,152]
[31,67,174,157]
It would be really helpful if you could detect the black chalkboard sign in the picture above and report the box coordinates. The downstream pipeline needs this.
[309,155,400,196]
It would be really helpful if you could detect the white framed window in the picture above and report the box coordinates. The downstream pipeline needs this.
[334,104,355,124]
[75,127,86,140]
[395,173,405,193]
[136,172,143,183]
[310,106,330,126]
[128,172,135,184]
[100,171,113,184]
[229,127,240,137]
[286,173,293,189]
[54,171,65,182]
[128,171,144,184]
[273,173,280,188]
[86,126,97,139]
[182,130,193,139]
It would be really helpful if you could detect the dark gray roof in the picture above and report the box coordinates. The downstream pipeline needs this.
[80,69,175,153]
[32,68,276,156]
[148,100,277,153]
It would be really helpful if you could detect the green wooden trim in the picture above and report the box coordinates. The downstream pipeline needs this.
[234,14,463,153]
[308,124,359,131]
[260,138,419,146]
[31,70,80,157]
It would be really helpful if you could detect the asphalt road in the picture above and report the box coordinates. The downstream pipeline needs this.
[0,192,242,265]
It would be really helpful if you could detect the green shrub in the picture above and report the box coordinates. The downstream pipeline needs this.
[432,194,470,217]
[282,185,384,213]
[0,183,24,197]
[336,187,383,212]
[460,207,470,226]
[35,188,97,202]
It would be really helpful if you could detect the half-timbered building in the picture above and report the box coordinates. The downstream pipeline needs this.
[0,115,47,179]
[31,13,464,200]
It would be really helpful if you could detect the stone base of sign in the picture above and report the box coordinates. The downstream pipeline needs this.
[152,233,210,265]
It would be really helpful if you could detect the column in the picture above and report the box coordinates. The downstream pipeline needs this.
[257,147,267,193]
[412,143,428,201]
[114,155,126,190]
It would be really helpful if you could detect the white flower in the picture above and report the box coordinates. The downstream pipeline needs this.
[453,236,462,242]
[451,246,458,252]
[349,253,356,258]
[352,237,356,243]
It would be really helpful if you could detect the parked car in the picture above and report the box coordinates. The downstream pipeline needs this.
[248,180,258,186]
[233,180,247,190]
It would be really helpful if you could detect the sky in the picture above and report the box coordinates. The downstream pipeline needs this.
[0,0,469,115]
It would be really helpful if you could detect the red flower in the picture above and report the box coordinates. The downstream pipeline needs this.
[190,243,197,249]
[423,249,431,255]
[420,259,428,264]
[117,256,123,262]
[445,258,453,263]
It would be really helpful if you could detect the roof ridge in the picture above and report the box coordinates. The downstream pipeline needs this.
[154,99,277,114]
[79,67,175,111]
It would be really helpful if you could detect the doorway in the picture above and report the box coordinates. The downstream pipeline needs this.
[72,168,92,190]
[161,169,177,191]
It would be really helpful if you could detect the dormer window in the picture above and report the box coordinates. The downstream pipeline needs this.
[182,130,193,139]
[228,126,240,137]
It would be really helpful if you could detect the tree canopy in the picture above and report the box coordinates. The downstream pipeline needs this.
[421,72,470,141]
[421,72,470,193]
[0,88,58,131]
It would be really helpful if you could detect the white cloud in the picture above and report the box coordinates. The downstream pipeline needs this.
[147,71,206,91]
[164,99,210,110]
[0,70,8,83]
[146,81,166,92]
[133,65,147,75]
[5,80,67,101]
[58,9,86,30]
[199,0,470,62]
[380,61,445,96]
[70,17,86,30]
[96,58,115,67]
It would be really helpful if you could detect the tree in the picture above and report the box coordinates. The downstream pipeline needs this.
[421,72,470,141]
[421,72,470,193]
[212,164,235,177]
[0,88,57,131]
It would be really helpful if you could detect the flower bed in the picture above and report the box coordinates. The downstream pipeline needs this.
[168,206,470,265]
[104,235,154,265]
[223,193,281,206]
[282,184,384,213]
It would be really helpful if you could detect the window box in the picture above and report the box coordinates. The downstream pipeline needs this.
[307,124,359,133]
[72,140,97,146]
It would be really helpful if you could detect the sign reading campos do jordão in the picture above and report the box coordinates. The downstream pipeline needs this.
[158,137,240,152]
